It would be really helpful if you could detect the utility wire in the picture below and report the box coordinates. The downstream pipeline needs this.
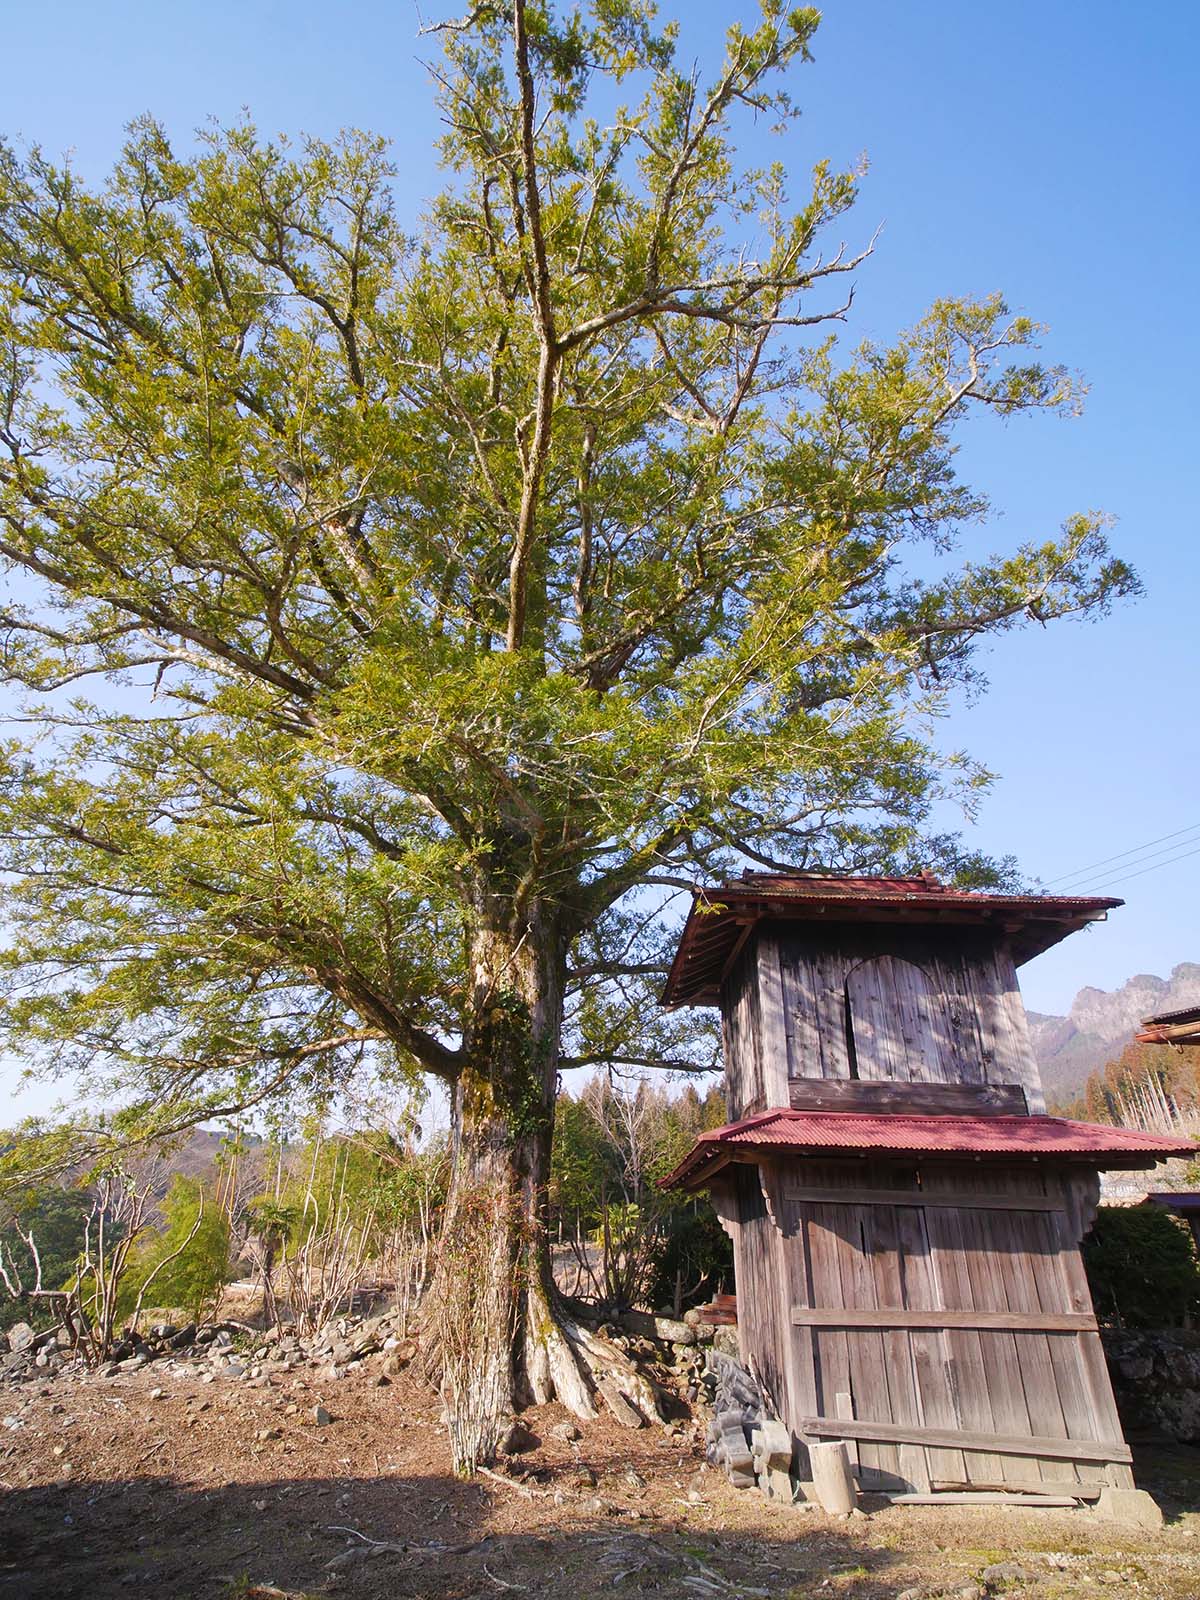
[1044,821,1200,889]
[1056,832,1200,892]
[1080,841,1200,894]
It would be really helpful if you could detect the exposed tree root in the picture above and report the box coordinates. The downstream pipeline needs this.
[522,1272,664,1428]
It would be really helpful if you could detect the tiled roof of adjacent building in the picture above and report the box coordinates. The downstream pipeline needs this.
[1136,1002,1200,1042]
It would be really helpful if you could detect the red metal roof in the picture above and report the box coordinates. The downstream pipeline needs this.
[660,1110,1195,1190]
[663,872,1122,1006]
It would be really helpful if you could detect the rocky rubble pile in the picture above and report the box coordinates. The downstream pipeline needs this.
[1,1300,726,1409]
[0,1308,422,1390]
[1,1320,76,1381]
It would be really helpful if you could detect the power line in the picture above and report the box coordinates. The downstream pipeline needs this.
[1081,841,1200,894]
[1045,821,1200,889]
[1056,831,1200,892]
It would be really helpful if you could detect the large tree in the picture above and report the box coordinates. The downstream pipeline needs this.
[0,1,1135,1466]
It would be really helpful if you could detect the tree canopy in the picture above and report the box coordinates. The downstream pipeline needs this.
[0,0,1141,1462]
[0,1,1136,1155]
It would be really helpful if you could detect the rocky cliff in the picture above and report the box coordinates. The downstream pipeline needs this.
[1028,961,1200,1100]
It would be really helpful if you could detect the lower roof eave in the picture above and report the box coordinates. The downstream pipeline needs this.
[660,1144,1188,1193]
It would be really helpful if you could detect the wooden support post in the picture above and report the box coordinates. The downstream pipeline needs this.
[810,1440,858,1515]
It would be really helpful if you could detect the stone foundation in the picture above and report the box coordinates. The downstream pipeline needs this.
[1103,1328,1200,1443]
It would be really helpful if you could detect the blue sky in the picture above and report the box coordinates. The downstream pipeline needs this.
[2,0,1197,1040]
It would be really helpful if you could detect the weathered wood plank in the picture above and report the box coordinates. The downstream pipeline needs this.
[984,1167,1076,1486]
[799,1415,1132,1465]
[922,1199,1005,1488]
[834,1197,899,1488]
[775,935,826,1080]
[756,1161,798,1425]
[891,1492,1083,1507]
[846,954,956,1085]
[778,1173,821,1479]
[921,1166,1045,1487]
[805,1202,855,1418]
[1018,1189,1108,1490]
[790,1308,1098,1332]
[778,1185,1064,1213]
[893,1198,966,1488]
[835,1390,859,1468]
[755,937,791,1108]
[731,1163,789,1415]
[812,946,855,1080]
[722,947,767,1119]
[787,1078,1028,1115]
[984,945,1047,1113]
[931,1477,1105,1500]
[1055,1168,1136,1490]
[863,1196,930,1492]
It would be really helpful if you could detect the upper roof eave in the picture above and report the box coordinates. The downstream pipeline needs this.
[662,875,1122,1007]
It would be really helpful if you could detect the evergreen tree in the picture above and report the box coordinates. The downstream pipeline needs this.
[0,2,1137,1465]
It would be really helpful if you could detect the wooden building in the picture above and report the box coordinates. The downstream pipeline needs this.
[1136,1002,1200,1046]
[661,873,1194,1499]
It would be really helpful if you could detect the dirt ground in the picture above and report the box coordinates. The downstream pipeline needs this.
[2,1355,1199,1600]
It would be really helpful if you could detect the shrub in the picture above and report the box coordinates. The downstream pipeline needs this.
[1082,1205,1200,1328]
[123,1175,231,1323]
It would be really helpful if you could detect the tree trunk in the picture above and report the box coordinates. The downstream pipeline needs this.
[429,887,660,1474]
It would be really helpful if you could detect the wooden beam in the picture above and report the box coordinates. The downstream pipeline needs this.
[790,1308,1098,1332]
[799,1415,1132,1466]
[890,1492,1083,1507]
[931,1478,1104,1500]
[780,1186,1062,1213]
[717,917,756,985]
[788,1078,1028,1117]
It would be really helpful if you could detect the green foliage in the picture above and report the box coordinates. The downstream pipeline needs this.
[550,1076,730,1308]
[0,1183,90,1331]
[263,1131,449,1245]
[1082,1206,1200,1329]
[0,1,1138,1166]
[122,1175,231,1322]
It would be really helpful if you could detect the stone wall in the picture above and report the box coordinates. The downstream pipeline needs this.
[1103,1328,1200,1443]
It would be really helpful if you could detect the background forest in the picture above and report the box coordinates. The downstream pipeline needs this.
[1,1075,733,1341]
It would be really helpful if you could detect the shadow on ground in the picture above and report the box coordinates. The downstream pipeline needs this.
[1134,1442,1200,1521]
[3,1444,1197,1600]
[0,1468,910,1600]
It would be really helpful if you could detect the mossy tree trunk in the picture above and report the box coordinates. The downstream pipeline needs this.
[431,884,658,1473]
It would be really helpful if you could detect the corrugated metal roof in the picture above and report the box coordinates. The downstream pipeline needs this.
[663,873,1122,1005]
[1138,1001,1200,1030]
[660,1110,1195,1190]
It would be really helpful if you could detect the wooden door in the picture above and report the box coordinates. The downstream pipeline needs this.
[845,955,963,1084]
[771,1159,1133,1494]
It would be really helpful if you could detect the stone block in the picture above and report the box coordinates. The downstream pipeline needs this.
[1095,1487,1163,1530]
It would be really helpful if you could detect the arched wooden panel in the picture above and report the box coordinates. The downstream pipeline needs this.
[845,954,961,1084]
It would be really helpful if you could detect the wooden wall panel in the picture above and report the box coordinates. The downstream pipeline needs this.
[756,1159,1133,1494]
[845,954,960,1084]
[788,1079,1028,1115]
[722,948,766,1118]
[775,936,855,1081]
[731,1163,790,1420]
[1055,1169,1135,1489]
[752,926,1047,1109]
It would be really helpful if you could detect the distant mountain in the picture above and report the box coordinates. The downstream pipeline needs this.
[1028,962,1200,1101]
